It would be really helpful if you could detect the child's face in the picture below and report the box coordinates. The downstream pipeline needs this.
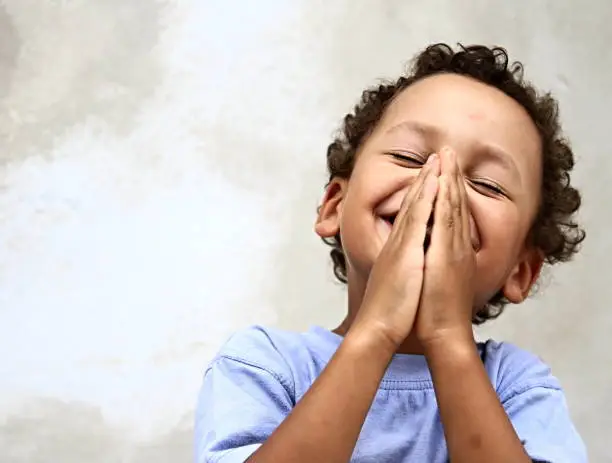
[317,73,544,309]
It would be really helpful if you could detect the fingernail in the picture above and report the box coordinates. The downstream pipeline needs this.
[426,153,438,165]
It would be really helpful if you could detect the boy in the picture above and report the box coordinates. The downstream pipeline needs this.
[195,43,587,462]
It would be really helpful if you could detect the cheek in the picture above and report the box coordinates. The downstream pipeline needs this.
[485,208,521,242]
[472,199,525,270]
[471,195,524,243]
[470,198,535,306]
[337,188,372,254]
[473,235,517,307]
[359,164,405,199]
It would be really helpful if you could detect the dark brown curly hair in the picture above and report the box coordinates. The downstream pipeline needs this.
[322,43,585,324]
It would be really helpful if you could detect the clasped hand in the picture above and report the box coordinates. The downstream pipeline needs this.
[354,147,477,351]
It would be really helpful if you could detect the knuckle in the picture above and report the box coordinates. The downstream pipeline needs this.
[452,203,462,216]
[444,211,454,229]
[416,183,427,200]
[445,185,452,200]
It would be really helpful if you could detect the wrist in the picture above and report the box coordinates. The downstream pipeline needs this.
[344,321,399,362]
[421,328,476,360]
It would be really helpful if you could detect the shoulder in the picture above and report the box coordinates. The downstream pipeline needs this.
[213,324,312,365]
[214,325,297,356]
[211,325,301,368]
[481,339,561,401]
[207,325,322,395]
[196,327,310,461]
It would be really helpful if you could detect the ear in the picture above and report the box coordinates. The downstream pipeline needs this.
[501,247,544,304]
[315,178,348,239]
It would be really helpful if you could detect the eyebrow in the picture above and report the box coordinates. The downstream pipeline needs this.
[386,120,440,139]
[475,143,522,183]
[385,120,521,181]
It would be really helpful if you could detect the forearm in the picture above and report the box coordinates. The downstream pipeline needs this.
[247,326,395,463]
[424,334,531,463]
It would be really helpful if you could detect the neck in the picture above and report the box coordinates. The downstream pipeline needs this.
[332,268,427,355]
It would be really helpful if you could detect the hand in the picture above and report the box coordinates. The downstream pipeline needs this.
[352,154,440,351]
[415,148,476,347]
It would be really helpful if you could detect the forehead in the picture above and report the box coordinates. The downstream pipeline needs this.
[376,73,542,173]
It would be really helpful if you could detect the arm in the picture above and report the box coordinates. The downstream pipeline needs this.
[415,149,533,462]
[248,154,441,461]
[247,327,395,463]
[196,325,396,463]
[424,334,532,463]
[200,160,440,462]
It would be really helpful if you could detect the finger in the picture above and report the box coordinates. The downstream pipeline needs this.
[457,168,471,247]
[431,172,452,251]
[394,154,438,226]
[394,154,439,248]
[436,148,456,235]
[448,150,463,246]
[439,146,453,176]
[398,172,438,248]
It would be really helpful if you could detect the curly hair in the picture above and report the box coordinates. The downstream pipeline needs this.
[322,43,585,324]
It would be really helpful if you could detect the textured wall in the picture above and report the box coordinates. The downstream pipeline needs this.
[0,1,610,461]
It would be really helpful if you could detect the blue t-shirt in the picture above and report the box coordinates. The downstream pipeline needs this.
[195,325,587,462]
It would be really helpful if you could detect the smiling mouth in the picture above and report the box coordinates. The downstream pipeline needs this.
[384,214,397,227]
[381,213,434,251]
[424,215,434,251]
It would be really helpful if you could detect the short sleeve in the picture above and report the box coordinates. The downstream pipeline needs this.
[484,341,589,463]
[503,385,587,463]
[194,355,294,463]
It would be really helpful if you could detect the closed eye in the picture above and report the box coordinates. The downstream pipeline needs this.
[470,179,507,197]
[387,152,426,167]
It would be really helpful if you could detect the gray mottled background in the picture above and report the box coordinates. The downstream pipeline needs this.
[0,1,610,461]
